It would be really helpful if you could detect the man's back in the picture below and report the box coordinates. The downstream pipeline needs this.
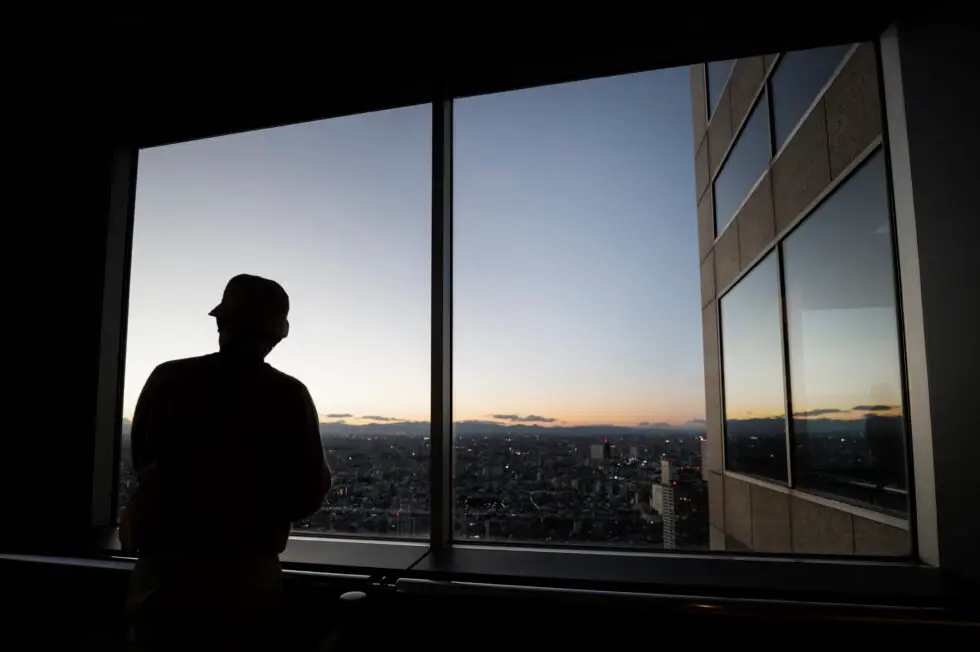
[129,351,329,558]
[124,274,329,651]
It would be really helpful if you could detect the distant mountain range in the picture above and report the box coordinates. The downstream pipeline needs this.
[119,416,703,438]
[122,415,901,437]
[120,414,898,438]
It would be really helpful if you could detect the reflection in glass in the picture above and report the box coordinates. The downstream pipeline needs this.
[707,59,734,116]
[713,92,771,235]
[783,150,908,515]
[721,253,788,482]
[453,69,708,549]
[771,44,851,150]
[119,105,433,538]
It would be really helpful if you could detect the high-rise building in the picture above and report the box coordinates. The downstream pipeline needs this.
[691,43,911,555]
[661,460,677,549]
[700,437,709,482]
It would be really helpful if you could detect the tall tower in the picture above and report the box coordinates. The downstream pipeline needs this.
[700,437,709,482]
[661,460,676,550]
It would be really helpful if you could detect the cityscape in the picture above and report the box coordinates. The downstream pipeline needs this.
[118,420,709,549]
[117,410,906,550]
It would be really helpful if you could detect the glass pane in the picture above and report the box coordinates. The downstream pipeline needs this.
[771,44,851,150]
[783,151,908,515]
[119,105,432,539]
[454,69,709,549]
[721,253,788,482]
[713,92,771,234]
[707,59,734,116]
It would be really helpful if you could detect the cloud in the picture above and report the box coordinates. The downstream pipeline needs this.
[325,413,352,419]
[638,421,650,427]
[490,414,558,423]
[360,415,402,422]
[686,418,706,424]
[852,404,893,412]
[793,408,846,417]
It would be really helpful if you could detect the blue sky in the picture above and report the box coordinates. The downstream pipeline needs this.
[123,65,707,427]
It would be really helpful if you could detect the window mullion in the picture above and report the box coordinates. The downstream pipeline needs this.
[430,98,454,548]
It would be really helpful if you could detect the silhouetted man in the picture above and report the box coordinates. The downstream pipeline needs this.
[121,274,331,651]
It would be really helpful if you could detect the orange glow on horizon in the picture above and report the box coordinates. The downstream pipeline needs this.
[725,405,903,421]
[121,411,708,429]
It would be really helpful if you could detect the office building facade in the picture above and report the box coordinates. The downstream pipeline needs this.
[691,42,911,555]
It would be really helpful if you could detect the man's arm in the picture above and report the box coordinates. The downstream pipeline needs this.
[280,383,332,522]
[130,365,168,473]
[120,364,167,554]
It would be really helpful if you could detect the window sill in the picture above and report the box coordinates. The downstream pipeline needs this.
[402,544,954,608]
[14,534,974,613]
[91,527,428,576]
[282,535,427,573]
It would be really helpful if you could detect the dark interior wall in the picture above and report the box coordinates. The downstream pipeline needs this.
[894,19,980,584]
[27,131,117,554]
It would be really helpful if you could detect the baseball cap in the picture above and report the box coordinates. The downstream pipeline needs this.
[208,274,290,338]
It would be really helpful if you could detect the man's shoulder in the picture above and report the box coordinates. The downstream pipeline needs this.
[263,364,312,399]
[152,353,218,378]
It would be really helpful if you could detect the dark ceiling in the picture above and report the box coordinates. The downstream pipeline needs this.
[55,5,900,146]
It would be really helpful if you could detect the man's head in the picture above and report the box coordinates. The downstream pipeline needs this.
[209,274,290,358]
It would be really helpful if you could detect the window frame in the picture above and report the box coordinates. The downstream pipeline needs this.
[779,149,911,518]
[705,59,735,119]
[717,251,792,486]
[711,88,774,237]
[769,43,856,157]
[81,31,952,606]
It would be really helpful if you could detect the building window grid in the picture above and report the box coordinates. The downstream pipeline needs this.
[715,147,911,516]
[105,49,913,552]
[708,49,912,520]
[709,45,859,242]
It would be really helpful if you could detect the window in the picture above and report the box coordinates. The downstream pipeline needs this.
[720,253,788,483]
[118,105,432,538]
[453,69,709,549]
[782,151,909,515]
[706,59,734,116]
[713,92,771,235]
[771,44,851,150]
[97,39,924,569]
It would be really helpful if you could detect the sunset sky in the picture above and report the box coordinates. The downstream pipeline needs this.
[121,63,901,429]
[122,66,705,427]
